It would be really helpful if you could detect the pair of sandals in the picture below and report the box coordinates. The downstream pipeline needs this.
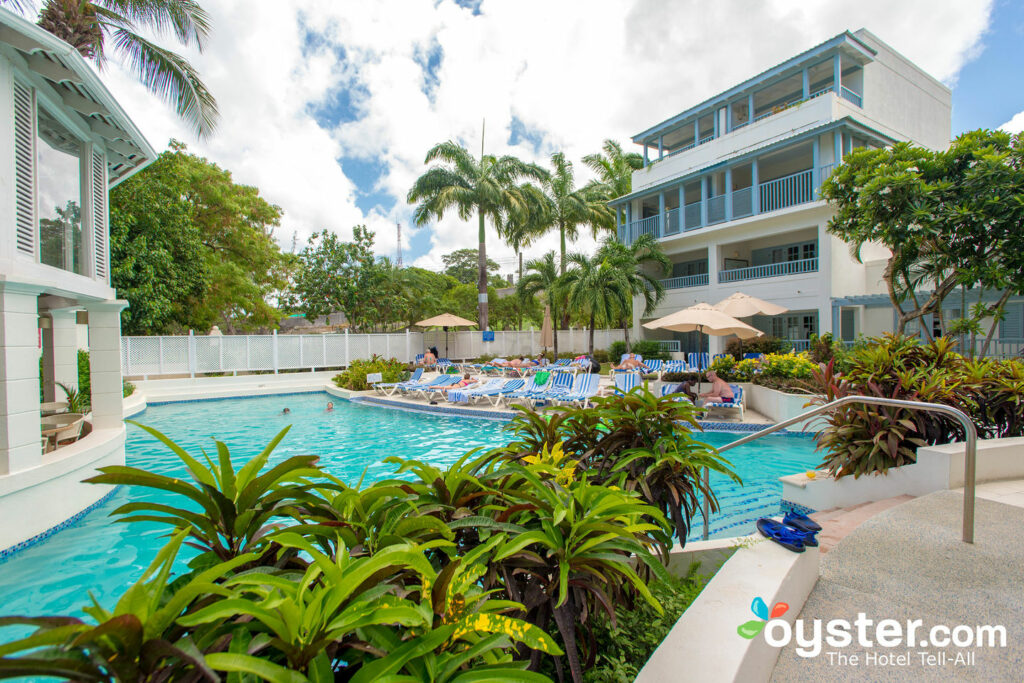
[756,512,822,553]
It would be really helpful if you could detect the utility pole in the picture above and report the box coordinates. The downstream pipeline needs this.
[396,221,403,268]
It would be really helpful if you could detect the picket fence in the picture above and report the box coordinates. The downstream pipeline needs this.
[121,328,630,378]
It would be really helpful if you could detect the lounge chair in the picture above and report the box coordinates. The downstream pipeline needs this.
[375,367,424,396]
[554,373,601,407]
[498,372,554,407]
[743,352,764,360]
[687,352,710,371]
[466,378,525,404]
[401,374,457,398]
[602,371,641,396]
[660,383,694,403]
[662,359,687,375]
[446,378,503,403]
[414,353,425,364]
[528,371,576,405]
[703,384,744,420]
[640,359,663,377]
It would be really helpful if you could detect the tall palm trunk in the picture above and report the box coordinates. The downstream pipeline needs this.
[477,210,489,330]
[621,317,631,353]
[552,301,560,358]
[588,311,596,355]
[559,224,570,331]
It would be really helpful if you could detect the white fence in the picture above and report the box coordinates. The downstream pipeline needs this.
[121,328,630,378]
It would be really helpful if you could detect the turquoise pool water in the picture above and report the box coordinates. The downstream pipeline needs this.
[0,392,820,620]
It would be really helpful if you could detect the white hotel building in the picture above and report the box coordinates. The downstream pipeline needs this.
[610,29,1010,355]
[0,9,154,550]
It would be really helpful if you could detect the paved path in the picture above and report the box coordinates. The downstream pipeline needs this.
[771,489,1024,682]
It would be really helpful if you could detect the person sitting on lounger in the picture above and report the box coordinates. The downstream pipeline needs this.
[667,380,697,401]
[699,371,734,404]
[423,350,437,366]
[612,353,643,371]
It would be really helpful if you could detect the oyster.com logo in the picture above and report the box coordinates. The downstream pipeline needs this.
[737,596,788,639]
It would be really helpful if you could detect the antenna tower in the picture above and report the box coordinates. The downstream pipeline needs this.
[396,221,403,268]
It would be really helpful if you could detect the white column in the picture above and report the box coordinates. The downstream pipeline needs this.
[0,283,43,474]
[40,308,78,402]
[84,300,129,431]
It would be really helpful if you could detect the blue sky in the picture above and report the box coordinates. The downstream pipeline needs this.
[952,0,1024,133]
[102,1,1007,272]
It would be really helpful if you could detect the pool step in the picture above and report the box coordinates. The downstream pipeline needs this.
[809,495,916,553]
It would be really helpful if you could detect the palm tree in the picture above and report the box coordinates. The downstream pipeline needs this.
[597,234,670,351]
[6,0,218,138]
[562,251,632,356]
[534,153,613,276]
[408,141,546,331]
[517,251,563,356]
[583,139,644,236]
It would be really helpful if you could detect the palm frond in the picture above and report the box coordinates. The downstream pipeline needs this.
[107,0,211,50]
[109,26,218,138]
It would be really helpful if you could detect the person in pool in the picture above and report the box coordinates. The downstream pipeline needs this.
[281,407,291,415]
[326,402,334,412]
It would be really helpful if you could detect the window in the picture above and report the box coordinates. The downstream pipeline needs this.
[37,108,85,275]
[771,313,818,340]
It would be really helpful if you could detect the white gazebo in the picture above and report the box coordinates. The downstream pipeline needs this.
[0,9,155,551]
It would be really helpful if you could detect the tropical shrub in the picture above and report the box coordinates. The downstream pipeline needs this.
[609,339,670,361]
[811,334,1024,479]
[757,352,817,380]
[709,354,737,378]
[725,335,791,359]
[58,382,90,414]
[122,381,136,398]
[333,354,408,390]
[0,387,729,683]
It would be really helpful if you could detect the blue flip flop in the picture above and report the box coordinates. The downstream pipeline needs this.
[783,511,822,533]
[757,518,806,553]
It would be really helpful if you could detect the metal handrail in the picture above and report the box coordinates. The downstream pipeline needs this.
[702,396,978,544]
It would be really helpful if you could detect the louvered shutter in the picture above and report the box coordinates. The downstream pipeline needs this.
[13,81,35,257]
[91,149,107,281]
[1000,303,1023,340]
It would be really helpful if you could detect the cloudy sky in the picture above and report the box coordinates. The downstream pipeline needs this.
[88,0,1017,275]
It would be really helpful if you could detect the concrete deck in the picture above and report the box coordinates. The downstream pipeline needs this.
[771,487,1024,681]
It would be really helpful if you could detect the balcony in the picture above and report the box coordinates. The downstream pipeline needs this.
[718,257,818,283]
[661,273,709,290]
[622,164,833,244]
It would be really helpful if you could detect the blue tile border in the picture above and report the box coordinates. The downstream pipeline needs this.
[780,500,817,516]
[350,396,518,422]
[0,486,122,563]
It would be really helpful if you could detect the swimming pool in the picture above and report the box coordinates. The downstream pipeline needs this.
[0,392,820,620]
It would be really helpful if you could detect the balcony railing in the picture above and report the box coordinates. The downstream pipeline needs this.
[622,165,833,244]
[661,273,709,289]
[719,256,818,283]
[654,340,681,353]
[840,86,863,107]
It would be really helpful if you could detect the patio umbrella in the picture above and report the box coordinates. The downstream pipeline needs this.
[540,305,554,351]
[713,292,788,355]
[642,303,762,392]
[415,313,476,359]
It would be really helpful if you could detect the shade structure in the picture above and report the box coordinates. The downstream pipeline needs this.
[713,292,789,318]
[643,303,762,392]
[415,313,476,358]
[540,305,554,349]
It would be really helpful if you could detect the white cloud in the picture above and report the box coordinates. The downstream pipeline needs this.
[1000,110,1024,134]
[92,0,993,269]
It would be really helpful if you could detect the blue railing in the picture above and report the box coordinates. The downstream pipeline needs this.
[664,207,682,235]
[661,273,709,289]
[789,340,812,352]
[759,168,813,213]
[706,195,726,224]
[629,215,660,242]
[719,257,818,283]
[732,187,753,218]
[840,86,863,107]
[654,340,681,353]
[684,201,701,231]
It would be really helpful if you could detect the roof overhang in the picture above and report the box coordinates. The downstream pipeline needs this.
[0,8,156,186]
[631,31,877,145]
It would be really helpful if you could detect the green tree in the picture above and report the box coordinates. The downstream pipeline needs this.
[562,251,631,355]
[822,129,1024,356]
[597,234,670,351]
[441,247,501,285]
[517,251,565,355]
[535,152,613,275]
[583,139,644,234]
[407,140,546,330]
[9,0,218,138]
[110,142,286,334]
[289,226,380,331]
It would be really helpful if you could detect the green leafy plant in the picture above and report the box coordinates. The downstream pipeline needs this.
[57,382,90,414]
[333,355,409,391]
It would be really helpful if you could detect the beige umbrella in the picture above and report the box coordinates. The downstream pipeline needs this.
[643,303,762,392]
[415,313,477,359]
[713,292,788,355]
[540,305,554,350]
